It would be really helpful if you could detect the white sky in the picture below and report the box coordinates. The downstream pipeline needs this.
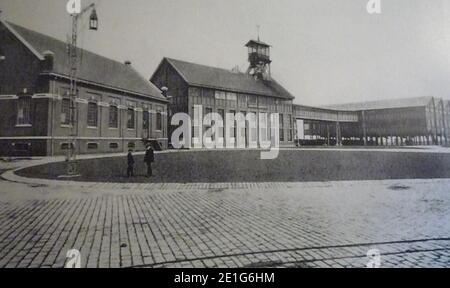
[1,0,450,106]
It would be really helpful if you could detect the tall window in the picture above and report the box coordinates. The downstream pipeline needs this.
[260,113,268,142]
[87,102,98,127]
[288,116,293,141]
[204,107,213,141]
[61,98,71,125]
[127,108,135,129]
[156,110,162,131]
[249,112,257,142]
[109,105,118,128]
[17,96,31,126]
[143,110,150,130]
[279,114,285,142]
[229,110,236,139]
[217,109,225,138]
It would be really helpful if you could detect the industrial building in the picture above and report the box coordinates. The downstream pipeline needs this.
[1,20,449,157]
[0,20,169,156]
[150,39,450,148]
[150,40,297,147]
[295,96,449,147]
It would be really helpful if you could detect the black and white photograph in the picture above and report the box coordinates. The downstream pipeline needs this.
[1,0,450,275]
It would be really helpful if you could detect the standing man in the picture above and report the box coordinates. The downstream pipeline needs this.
[144,145,154,177]
[127,149,135,178]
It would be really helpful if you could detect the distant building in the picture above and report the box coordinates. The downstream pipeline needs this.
[0,21,168,156]
[315,96,450,146]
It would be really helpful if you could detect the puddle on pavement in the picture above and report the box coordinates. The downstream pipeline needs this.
[388,184,411,191]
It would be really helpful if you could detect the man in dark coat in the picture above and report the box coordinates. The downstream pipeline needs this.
[127,149,135,178]
[144,145,154,177]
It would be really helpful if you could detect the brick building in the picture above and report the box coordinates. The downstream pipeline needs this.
[150,40,296,148]
[0,20,168,156]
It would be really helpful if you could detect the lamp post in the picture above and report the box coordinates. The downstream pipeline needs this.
[160,87,174,148]
[0,47,5,62]
[65,3,99,176]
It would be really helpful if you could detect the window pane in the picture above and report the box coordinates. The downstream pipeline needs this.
[217,109,225,138]
[248,95,257,106]
[109,105,118,128]
[156,111,162,131]
[61,99,71,125]
[87,102,98,127]
[127,109,135,129]
[17,97,31,125]
[143,110,150,129]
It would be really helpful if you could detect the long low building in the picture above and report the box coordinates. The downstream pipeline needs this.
[0,20,169,156]
[294,96,449,146]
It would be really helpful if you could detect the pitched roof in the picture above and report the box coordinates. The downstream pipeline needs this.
[163,58,294,100]
[245,39,271,47]
[3,21,166,101]
[321,96,434,111]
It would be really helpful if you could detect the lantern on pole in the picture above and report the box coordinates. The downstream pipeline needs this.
[89,8,98,30]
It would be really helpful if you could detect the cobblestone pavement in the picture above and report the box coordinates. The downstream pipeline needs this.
[1,152,450,268]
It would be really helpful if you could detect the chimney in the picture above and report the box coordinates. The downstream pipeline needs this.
[124,60,132,66]
[42,50,54,71]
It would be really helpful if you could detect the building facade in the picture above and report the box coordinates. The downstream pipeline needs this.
[150,57,296,148]
[2,20,449,156]
[294,96,450,146]
[0,21,168,156]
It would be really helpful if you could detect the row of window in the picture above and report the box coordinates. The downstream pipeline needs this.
[61,142,136,151]
[191,107,293,142]
[190,88,289,110]
[16,97,163,131]
[84,101,162,130]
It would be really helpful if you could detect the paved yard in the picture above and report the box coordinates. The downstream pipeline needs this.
[1,172,450,268]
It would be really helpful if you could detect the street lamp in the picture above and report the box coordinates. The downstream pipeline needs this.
[161,86,169,97]
[0,47,5,62]
[89,9,98,30]
[64,3,99,177]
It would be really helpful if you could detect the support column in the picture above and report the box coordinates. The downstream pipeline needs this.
[336,122,341,146]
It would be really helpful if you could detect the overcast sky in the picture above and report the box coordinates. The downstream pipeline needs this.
[1,0,450,106]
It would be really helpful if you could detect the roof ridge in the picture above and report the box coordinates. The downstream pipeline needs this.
[7,21,131,69]
[323,96,434,107]
[163,57,294,100]
[4,21,166,100]
[165,57,248,76]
